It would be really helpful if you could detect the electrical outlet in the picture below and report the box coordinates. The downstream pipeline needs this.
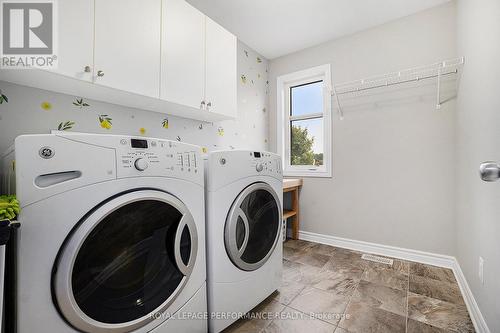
[479,256,484,285]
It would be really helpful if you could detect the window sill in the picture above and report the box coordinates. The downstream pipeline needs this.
[284,170,332,178]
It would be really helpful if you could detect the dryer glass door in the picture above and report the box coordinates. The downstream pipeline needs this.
[53,190,198,333]
[225,183,281,271]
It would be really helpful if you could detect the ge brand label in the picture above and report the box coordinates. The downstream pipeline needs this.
[39,146,55,159]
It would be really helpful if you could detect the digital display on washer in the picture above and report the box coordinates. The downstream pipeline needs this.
[131,139,148,149]
[254,152,261,158]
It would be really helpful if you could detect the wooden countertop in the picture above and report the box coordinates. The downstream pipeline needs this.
[283,178,303,190]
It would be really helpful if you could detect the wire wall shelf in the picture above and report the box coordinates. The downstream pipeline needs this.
[330,57,465,119]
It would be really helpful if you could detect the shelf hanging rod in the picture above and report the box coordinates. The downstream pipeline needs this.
[338,57,464,87]
[336,69,458,96]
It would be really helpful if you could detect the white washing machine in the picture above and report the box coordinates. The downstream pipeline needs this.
[205,150,283,332]
[3,132,207,333]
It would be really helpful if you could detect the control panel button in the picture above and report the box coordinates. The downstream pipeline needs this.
[184,153,190,167]
[190,152,197,168]
[134,158,148,171]
[256,163,264,172]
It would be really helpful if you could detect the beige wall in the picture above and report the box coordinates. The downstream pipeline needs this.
[455,0,500,330]
[269,3,457,254]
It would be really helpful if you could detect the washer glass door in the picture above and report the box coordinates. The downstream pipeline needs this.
[225,183,281,271]
[53,190,198,333]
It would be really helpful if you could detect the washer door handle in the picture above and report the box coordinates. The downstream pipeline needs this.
[224,182,282,271]
[236,208,250,256]
[174,213,197,276]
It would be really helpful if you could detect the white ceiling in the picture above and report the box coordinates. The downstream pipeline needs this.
[187,0,450,59]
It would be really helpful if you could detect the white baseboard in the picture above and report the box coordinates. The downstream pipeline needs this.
[452,259,491,333]
[298,230,490,333]
[298,230,456,268]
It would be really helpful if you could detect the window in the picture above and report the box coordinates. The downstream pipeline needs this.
[277,65,332,177]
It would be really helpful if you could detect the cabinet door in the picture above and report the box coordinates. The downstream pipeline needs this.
[51,0,94,81]
[161,0,205,110]
[94,0,161,98]
[205,17,237,118]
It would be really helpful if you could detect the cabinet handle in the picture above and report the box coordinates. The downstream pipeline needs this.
[206,102,212,111]
[200,100,206,109]
[97,70,105,77]
[84,66,91,73]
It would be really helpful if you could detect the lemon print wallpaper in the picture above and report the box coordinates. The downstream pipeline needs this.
[0,42,269,154]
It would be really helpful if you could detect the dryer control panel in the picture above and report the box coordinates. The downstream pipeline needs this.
[249,151,282,175]
[207,150,282,191]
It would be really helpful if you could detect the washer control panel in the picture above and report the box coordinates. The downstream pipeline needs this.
[116,137,202,182]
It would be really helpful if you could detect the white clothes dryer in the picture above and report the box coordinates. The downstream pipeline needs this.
[205,150,283,332]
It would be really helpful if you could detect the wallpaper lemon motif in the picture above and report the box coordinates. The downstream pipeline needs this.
[41,102,52,111]
[0,42,269,154]
[58,121,75,131]
[0,90,8,104]
[98,115,112,129]
[73,98,90,108]
[162,118,169,129]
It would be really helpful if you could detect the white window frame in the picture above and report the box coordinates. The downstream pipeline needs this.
[277,64,332,178]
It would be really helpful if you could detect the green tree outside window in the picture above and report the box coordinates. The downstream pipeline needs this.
[291,125,323,166]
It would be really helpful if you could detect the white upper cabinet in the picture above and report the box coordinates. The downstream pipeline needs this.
[205,17,237,118]
[51,0,94,81]
[1,0,237,122]
[161,0,205,110]
[94,0,161,98]
[161,1,237,118]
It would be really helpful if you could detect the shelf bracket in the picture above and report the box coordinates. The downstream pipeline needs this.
[330,84,344,120]
[436,63,443,110]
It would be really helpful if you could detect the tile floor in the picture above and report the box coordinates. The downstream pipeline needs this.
[223,239,475,333]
